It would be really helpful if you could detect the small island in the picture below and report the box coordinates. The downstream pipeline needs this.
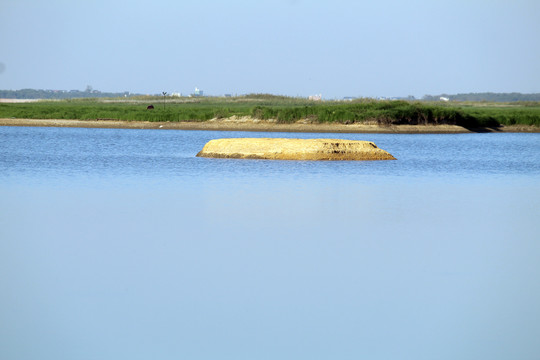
[196,138,396,161]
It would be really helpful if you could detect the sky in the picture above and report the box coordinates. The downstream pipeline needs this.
[1,0,539,99]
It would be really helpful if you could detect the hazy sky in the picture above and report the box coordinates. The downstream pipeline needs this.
[1,0,539,98]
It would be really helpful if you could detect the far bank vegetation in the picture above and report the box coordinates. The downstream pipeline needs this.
[1,94,539,128]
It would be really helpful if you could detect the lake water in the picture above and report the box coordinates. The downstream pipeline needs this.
[1,126,539,360]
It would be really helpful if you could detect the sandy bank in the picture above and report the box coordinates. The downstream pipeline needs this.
[197,138,396,160]
[1,117,538,133]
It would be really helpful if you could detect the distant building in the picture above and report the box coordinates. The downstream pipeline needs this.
[309,94,322,101]
[440,97,450,102]
[193,87,203,97]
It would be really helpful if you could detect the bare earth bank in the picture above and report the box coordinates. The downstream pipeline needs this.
[1,117,538,133]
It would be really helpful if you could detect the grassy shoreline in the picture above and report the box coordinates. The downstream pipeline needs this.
[1,96,539,131]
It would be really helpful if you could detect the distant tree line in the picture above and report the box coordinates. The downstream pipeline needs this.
[2,89,540,102]
[422,92,540,102]
[0,88,134,99]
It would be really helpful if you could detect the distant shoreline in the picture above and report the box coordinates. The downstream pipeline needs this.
[1,118,539,133]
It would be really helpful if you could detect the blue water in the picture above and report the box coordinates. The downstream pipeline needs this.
[1,126,539,360]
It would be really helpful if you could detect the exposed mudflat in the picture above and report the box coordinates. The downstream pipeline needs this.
[1,117,538,133]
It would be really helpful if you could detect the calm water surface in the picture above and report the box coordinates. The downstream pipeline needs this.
[1,126,539,360]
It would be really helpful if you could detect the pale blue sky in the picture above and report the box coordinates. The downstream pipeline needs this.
[1,0,539,98]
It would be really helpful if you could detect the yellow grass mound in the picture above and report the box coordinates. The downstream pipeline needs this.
[196,138,396,160]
